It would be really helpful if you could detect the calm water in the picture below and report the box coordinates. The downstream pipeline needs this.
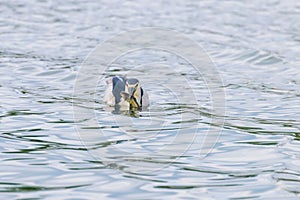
[1,0,300,199]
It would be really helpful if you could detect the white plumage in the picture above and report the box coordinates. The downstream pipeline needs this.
[103,76,149,110]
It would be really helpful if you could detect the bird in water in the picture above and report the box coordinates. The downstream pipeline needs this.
[103,76,149,111]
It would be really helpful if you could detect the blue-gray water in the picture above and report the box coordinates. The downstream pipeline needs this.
[1,0,300,199]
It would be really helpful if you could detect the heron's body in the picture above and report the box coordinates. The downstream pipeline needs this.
[103,76,149,110]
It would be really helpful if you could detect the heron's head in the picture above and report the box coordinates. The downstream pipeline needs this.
[125,78,142,109]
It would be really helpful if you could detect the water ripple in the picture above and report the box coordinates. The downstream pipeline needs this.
[1,0,300,199]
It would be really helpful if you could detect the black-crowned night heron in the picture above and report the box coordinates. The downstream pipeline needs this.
[104,76,149,110]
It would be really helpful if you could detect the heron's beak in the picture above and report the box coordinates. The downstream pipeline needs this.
[128,87,136,99]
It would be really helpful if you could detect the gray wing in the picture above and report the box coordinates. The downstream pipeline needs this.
[112,76,126,104]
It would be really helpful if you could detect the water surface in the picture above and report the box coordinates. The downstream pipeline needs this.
[1,0,300,199]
